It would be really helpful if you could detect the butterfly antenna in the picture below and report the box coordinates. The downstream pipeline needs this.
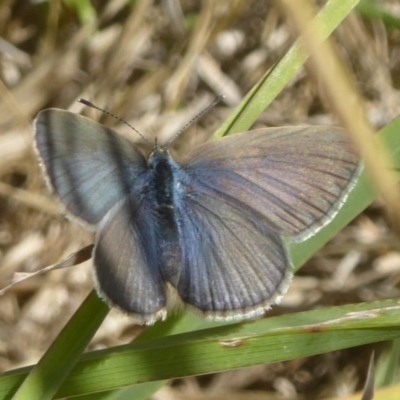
[78,98,151,145]
[165,95,225,147]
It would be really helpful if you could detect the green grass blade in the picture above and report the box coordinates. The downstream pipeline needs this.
[62,0,97,24]
[53,299,400,398]
[9,291,109,400]
[357,0,400,31]
[375,339,400,387]
[213,0,360,138]
[2,298,400,398]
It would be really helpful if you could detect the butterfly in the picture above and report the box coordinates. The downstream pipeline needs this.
[34,106,360,325]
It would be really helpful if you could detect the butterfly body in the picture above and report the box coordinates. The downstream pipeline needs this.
[146,148,184,288]
[34,109,360,325]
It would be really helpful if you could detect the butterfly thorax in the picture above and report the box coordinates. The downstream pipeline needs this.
[148,148,181,212]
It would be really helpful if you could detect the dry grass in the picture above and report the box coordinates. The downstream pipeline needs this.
[1,0,400,398]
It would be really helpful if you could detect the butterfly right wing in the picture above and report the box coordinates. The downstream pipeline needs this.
[166,126,359,319]
[34,109,148,226]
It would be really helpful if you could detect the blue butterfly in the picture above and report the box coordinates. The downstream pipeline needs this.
[34,108,360,325]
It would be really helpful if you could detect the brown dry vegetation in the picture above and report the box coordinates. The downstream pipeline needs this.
[1,0,400,399]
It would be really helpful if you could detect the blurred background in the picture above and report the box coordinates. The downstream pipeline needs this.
[1,0,400,399]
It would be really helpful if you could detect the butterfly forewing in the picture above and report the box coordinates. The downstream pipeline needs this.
[182,126,360,242]
[34,110,148,226]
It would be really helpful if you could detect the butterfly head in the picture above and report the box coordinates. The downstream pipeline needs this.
[148,146,176,169]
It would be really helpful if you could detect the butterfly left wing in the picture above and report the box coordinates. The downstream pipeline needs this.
[93,196,168,325]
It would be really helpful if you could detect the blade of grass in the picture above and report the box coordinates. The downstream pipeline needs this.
[62,0,97,24]
[66,311,222,400]
[8,291,109,400]
[375,339,400,387]
[52,299,400,397]
[2,298,400,398]
[71,383,165,400]
[357,0,400,31]
[213,0,360,138]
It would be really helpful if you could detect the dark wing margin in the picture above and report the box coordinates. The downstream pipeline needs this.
[182,126,361,242]
[34,109,147,226]
[168,193,292,321]
[93,197,167,325]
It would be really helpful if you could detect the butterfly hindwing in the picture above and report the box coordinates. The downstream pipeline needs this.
[93,196,167,324]
[168,190,292,320]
